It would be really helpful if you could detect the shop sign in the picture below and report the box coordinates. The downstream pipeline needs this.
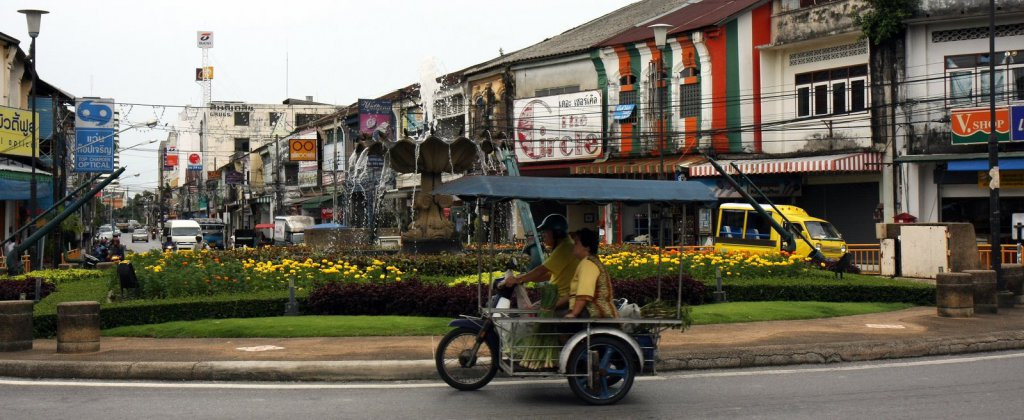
[951,107,1010,144]
[187,152,203,170]
[513,90,603,163]
[358,99,393,137]
[978,170,1024,189]
[289,138,317,161]
[74,98,115,172]
[1012,105,1024,141]
[321,207,333,221]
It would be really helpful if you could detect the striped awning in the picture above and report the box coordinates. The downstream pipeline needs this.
[572,155,705,176]
[687,152,883,177]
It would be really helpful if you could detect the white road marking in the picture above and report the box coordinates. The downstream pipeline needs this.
[864,324,906,329]
[2,351,1023,390]
[235,345,286,352]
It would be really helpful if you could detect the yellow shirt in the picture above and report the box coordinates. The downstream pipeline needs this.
[543,237,578,298]
[569,258,599,309]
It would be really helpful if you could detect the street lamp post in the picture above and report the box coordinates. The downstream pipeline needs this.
[650,23,671,181]
[19,9,47,267]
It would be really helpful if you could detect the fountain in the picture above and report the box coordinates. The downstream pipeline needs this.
[360,134,496,253]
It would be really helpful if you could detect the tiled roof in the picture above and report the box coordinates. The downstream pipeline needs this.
[599,0,765,46]
[463,0,695,75]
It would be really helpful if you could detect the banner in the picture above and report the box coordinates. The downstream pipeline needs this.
[74,98,116,172]
[358,99,393,137]
[513,90,603,163]
[298,161,318,188]
[0,105,39,158]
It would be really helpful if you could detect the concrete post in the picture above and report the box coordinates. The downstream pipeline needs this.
[0,301,33,351]
[964,269,997,314]
[56,301,100,353]
[935,272,973,318]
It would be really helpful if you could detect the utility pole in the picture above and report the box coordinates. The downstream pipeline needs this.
[987,0,1004,289]
[332,116,340,223]
[274,134,282,218]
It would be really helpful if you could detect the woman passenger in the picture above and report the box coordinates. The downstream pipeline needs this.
[565,228,617,319]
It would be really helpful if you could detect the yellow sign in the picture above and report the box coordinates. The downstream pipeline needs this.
[0,105,39,157]
[289,139,317,161]
[978,170,1024,189]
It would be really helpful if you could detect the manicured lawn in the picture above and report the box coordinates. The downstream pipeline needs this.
[102,315,453,338]
[691,301,913,325]
[102,301,914,338]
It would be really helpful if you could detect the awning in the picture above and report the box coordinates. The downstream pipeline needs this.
[572,156,705,176]
[433,175,716,205]
[947,158,1024,171]
[613,104,636,120]
[687,152,883,177]
[301,195,336,209]
[255,223,274,229]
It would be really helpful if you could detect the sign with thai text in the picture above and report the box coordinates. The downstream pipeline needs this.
[0,105,39,158]
[951,107,1010,145]
[514,90,603,163]
[74,98,115,172]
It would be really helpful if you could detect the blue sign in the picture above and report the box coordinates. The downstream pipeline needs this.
[74,128,115,172]
[613,104,635,121]
[76,100,114,126]
[1012,105,1024,141]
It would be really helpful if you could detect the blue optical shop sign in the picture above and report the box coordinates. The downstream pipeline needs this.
[75,98,116,173]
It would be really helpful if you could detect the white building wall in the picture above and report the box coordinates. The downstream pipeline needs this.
[759,34,872,154]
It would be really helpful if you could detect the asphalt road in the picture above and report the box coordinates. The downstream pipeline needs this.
[125,234,161,253]
[4,351,1024,419]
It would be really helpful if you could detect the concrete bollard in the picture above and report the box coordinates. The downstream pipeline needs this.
[0,301,34,351]
[965,269,998,314]
[56,301,101,353]
[1003,264,1024,303]
[936,272,973,318]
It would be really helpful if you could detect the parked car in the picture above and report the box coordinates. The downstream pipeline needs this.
[131,228,149,243]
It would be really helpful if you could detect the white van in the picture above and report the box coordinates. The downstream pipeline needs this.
[163,219,202,249]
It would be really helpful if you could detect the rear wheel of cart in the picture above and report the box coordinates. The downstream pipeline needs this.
[435,327,498,391]
[566,336,636,405]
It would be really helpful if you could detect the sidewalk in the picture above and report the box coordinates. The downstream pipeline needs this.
[3,306,1024,382]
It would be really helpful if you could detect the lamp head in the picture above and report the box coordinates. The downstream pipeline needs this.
[649,23,671,47]
[18,9,48,38]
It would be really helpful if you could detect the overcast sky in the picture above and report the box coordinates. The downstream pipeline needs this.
[0,0,636,192]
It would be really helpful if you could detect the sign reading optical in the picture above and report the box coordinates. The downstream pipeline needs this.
[289,139,317,161]
[74,98,116,173]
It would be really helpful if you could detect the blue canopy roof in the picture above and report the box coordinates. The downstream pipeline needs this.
[433,176,716,205]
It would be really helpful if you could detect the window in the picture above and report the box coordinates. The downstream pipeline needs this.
[233,138,249,153]
[618,74,637,124]
[680,83,701,118]
[719,210,746,239]
[744,212,772,240]
[944,51,1023,106]
[295,113,323,128]
[269,112,283,127]
[234,111,250,126]
[284,164,299,186]
[794,64,867,117]
[535,85,580,97]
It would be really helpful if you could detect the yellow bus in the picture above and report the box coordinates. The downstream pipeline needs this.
[713,203,847,259]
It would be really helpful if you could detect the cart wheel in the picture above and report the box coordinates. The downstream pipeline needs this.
[435,327,498,391]
[566,336,636,405]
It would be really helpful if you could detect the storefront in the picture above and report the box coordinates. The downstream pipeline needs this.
[687,152,883,244]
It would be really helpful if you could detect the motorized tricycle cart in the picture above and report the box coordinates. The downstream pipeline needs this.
[431,175,714,405]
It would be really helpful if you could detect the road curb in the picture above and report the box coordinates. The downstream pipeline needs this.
[3,332,1024,382]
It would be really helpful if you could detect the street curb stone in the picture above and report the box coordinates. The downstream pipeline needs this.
[4,332,1024,382]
